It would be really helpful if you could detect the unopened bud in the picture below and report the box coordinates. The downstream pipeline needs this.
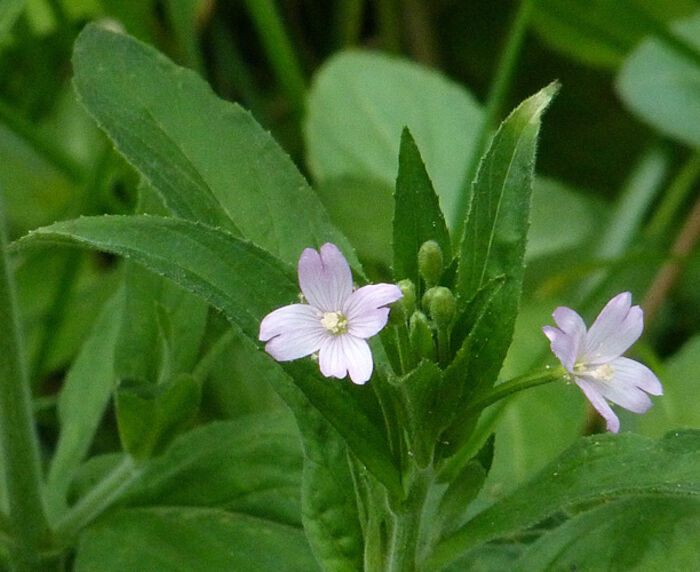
[409,311,434,360]
[418,240,443,287]
[425,286,456,328]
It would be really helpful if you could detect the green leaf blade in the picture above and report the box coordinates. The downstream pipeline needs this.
[16,215,298,338]
[72,23,355,266]
[393,128,451,289]
[428,429,700,569]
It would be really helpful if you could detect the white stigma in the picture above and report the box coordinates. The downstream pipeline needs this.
[321,311,349,335]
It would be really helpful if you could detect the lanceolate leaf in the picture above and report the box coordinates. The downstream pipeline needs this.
[449,84,557,440]
[72,23,356,267]
[75,507,319,572]
[393,128,451,291]
[428,429,700,570]
[16,215,298,338]
[456,82,558,302]
[16,215,402,494]
[513,496,700,571]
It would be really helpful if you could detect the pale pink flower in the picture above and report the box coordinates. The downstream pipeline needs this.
[543,292,663,433]
[259,243,402,384]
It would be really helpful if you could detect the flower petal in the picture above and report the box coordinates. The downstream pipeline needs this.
[318,335,347,379]
[344,336,374,384]
[575,377,620,433]
[552,306,586,342]
[611,357,663,396]
[264,327,327,361]
[259,304,327,361]
[584,292,643,363]
[542,325,578,372]
[318,334,374,384]
[298,243,353,312]
[259,304,321,341]
[344,283,402,338]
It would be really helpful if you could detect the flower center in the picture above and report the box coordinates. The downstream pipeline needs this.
[320,311,349,335]
[575,361,614,382]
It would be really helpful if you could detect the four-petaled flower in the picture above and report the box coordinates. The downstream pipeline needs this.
[543,292,663,433]
[259,243,402,384]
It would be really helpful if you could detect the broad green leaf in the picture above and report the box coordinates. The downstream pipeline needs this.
[514,497,700,571]
[72,23,356,267]
[638,335,700,436]
[17,215,402,494]
[616,12,700,148]
[428,429,700,570]
[46,292,122,517]
[116,374,200,460]
[305,50,483,227]
[16,215,298,337]
[299,411,364,571]
[393,128,451,292]
[316,176,394,273]
[198,324,286,419]
[532,0,698,69]
[123,414,303,526]
[284,359,402,496]
[75,507,319,571]
[527,177,606,260]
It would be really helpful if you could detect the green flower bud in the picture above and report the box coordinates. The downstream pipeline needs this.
[409,311,434,361]
[418,240,443,287]
[425,286,456,328]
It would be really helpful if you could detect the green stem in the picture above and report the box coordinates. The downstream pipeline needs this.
[376,0,401,53]
[242,0,306,116]
[336,0,364,48]
[463,365,567,417]
[53,456,141,543]
[386,467,430,572]
[453,0,534,230]
[0,100,84,184]
[0,201,50,569]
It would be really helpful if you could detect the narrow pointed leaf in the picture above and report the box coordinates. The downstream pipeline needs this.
[393,128,451,289]
[428,429,700,570]
[17,215,401,494]
[72,23,356,266]
[75,507,319,572]
[15,215,298,338]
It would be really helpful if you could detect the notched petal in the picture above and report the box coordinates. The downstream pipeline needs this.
[298,243,353,312]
